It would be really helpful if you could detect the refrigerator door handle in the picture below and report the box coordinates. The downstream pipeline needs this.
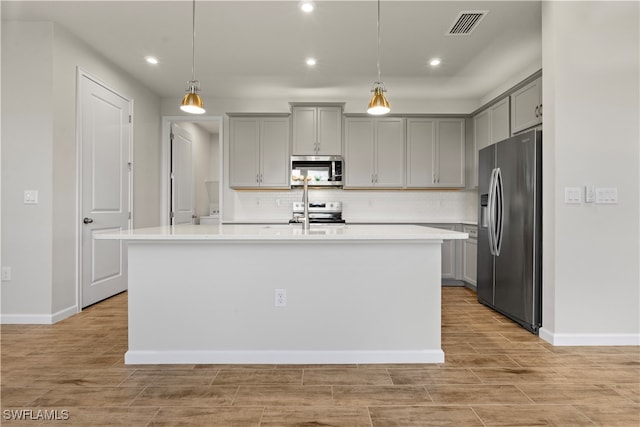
[494,168,504,256]
[487,168,498,256]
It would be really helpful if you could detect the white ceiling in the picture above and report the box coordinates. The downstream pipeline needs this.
[2,0,542,111]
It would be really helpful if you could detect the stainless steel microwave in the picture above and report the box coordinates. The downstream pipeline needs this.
[291,155,343,188]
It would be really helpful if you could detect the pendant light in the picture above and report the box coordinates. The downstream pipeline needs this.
[367,0,390,115]
[180,0,205,114]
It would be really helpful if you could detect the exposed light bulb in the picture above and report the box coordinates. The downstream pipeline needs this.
[305,57,317,66]
[145,56,159,65]
[429,58,442,67]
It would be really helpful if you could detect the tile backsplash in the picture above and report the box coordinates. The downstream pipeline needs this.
[228,189,478,223]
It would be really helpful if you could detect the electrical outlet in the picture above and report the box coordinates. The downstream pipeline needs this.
[1,267,11,281]
[274,289,287,307]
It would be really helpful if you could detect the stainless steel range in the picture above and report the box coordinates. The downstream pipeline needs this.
[290,201,345,224]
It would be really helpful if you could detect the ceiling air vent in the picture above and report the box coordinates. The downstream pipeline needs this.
[447,11,488,35]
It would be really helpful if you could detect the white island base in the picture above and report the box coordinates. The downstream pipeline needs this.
[99,224,467,365]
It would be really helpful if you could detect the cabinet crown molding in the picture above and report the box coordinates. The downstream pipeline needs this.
[226,112,290,117]
[289,102,345,108]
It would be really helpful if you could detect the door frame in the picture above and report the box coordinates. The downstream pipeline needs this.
[76,68,133,311]
[161,116,224,226]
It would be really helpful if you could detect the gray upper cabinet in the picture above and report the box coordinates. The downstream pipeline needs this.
[229,115,290,189]
[406,119,435,188]
[344,117,405,188]
[490,97,510,143]
[472,109,490,188]
[406,118,465,188]
[292,105,343,155]
[472,97,509,187]
[511,76,542,134]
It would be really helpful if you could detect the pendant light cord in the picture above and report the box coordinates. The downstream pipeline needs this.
[191,0,196,82]
[376,0,381,84]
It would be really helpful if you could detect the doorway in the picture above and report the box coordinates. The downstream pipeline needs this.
[162,116,223,226]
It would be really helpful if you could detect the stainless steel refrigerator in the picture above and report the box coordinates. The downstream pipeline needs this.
[477,129,542,334]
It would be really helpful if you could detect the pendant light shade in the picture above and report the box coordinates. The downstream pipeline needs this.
[180,0,205,114]
[367,84,390,115]
[367,0,390,115]
[180,81,205,114]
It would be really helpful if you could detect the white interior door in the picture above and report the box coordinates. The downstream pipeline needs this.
[80,74,131,308]
[171,124,194,224]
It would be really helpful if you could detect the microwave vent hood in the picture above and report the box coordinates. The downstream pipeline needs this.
[291,155,343,188]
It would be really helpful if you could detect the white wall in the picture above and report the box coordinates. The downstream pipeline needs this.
[1,22,55,317]
[541,1,639,344]
[1,22,162,321]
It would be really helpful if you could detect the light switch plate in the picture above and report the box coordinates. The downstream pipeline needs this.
[595,187,618,204]
[564,187,581,204]
[585,185,595,203]
[24,190,38,204]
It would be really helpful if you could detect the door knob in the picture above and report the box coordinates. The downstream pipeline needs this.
[83,217,94,224]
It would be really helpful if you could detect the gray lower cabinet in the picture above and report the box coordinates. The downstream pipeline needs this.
[425,223,461,282]
[462,224,477,286]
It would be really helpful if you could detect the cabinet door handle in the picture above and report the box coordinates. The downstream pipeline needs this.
[535,105,539,118]
[83,217,94,224]
[539,104,542,117]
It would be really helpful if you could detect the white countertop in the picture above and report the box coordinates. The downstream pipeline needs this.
[223,219,479,226]
[96,223,468,242]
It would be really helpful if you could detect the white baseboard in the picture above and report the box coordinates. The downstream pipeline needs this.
[52,305,78,323]
[1,305,78,324]
[1,314,54,324]
[125,349,445,365]
[539,328,640,346]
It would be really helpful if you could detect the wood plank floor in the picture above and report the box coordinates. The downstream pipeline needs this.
[2,287,638,426]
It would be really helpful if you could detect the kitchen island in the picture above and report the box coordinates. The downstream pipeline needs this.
[97,224,467,364]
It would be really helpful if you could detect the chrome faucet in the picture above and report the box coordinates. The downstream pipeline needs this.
[292,175,311,231]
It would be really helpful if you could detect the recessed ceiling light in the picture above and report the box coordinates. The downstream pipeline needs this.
[429,58,441,67]
[305,58,317,66]
[145,56,159,65]
[300,1,314,13]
